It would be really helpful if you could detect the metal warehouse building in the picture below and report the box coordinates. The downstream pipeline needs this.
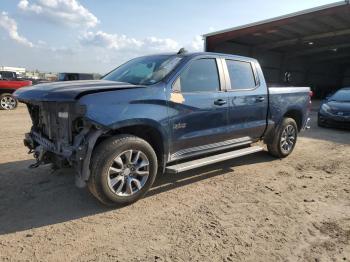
[204,1,350,98]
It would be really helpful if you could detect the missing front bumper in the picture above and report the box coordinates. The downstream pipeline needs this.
[24,127,105,188]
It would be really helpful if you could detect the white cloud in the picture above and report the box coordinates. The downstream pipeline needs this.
[18,0,42,13]
[37,39,46,45]
[208,26,216,32]
[80,31,143,50]
[143,37,180,51]
[0,11,33,47]
[189,35,204,51]
[18,0,99,28]
[79,31,205,65]
[80,31,180,53]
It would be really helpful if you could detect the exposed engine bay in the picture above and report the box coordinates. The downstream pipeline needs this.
[23,102,104,187]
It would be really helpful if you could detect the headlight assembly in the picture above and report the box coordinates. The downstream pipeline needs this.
[321,103,331,113]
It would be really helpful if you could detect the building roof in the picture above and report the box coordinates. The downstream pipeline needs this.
[204,1,350,64]
[203,1,348,37]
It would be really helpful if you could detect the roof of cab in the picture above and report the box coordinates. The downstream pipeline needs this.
[187,52,258,62]
[144,51,258,63]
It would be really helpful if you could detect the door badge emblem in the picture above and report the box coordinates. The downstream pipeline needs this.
[174,123,187,130]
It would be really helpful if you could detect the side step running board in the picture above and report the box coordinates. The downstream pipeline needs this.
[165,146,264,174]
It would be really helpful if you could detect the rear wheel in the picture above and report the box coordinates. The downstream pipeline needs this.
[267,118,298,158]
[0,93,18,110]
[88,135,158,206]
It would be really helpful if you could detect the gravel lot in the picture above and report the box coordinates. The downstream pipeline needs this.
[0,102,349,262]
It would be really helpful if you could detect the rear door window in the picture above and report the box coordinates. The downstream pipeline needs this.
[226,60,256,90]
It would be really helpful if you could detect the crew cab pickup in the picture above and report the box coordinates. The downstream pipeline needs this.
[14,51,311,206]
[0,71,32,110]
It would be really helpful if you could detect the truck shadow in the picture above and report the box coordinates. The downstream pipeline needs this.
[0,151,274,235]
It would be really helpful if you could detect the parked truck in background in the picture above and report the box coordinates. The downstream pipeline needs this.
[0,71,32,110]
[58,73,94,81]
[14,51,312,206]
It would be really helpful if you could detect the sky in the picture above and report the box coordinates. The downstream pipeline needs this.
[0,0,342,74]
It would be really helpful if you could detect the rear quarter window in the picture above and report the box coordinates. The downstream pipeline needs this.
[226,60,256,90]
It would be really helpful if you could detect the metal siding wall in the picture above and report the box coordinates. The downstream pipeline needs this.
[212,42,250,56]
[211,40,346,96]
[343,67,350,86]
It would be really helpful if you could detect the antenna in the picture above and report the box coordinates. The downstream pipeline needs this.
[177,48,187,55]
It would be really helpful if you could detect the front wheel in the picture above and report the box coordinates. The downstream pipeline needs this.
[267,118,298,158]
[0,93,18,110]
[317,115,326,128]
[87,135,158,206]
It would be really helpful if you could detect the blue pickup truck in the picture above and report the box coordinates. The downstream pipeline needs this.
[14,51,311,206]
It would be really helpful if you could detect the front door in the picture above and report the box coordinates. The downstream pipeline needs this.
[168,57,229,161]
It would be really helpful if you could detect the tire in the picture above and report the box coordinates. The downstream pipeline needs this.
[0,93,18,110]
[87,135,158,206]
[267,118,298,158]
[317,115,326,128]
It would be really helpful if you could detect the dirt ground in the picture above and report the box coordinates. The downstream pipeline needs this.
[0,102,349,262]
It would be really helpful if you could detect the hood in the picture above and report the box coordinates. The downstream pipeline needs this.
[13,80,144,102]
[327,100,350,112]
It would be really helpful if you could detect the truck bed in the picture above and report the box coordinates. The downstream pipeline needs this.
[0,80,32,90]
[268,86,311,130]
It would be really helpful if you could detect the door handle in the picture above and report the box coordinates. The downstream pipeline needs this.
[214,99,227,106]
[255,96,265,102]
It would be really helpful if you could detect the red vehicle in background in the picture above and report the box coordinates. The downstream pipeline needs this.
[0,71,32,110]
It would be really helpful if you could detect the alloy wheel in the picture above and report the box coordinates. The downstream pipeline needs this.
[107,149,150,197]
[0,96,17,110]
[280,124,296,154]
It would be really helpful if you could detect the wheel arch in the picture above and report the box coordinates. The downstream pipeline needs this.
[264,108,302,144]
[283,109,303,131]
[94,119,169,173]
[0,89,16,95]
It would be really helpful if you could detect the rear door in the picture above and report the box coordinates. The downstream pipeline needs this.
[223,58,268,140]
[169,56,229,160]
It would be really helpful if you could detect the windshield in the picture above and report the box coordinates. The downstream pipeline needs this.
[330,89,350,102]
[103,55,183,85]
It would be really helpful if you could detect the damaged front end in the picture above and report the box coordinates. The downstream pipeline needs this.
[23,102,104,187]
